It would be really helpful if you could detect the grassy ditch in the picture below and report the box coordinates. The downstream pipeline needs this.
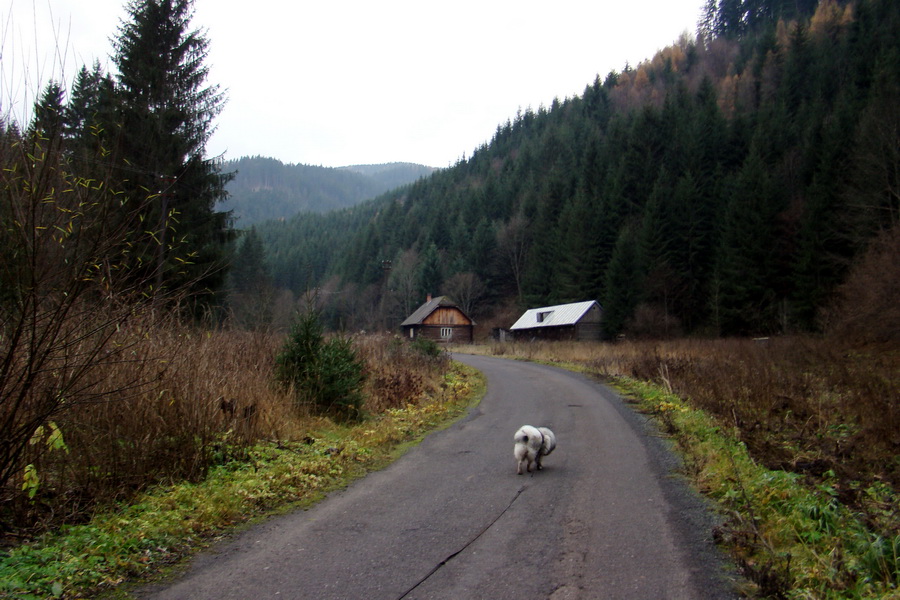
[0,353,483,599]
[619,377,898,599]
[456,339,899,599]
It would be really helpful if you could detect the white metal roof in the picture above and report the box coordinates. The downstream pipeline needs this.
[509,300,600,330]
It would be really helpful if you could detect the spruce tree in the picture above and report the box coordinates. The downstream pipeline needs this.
[467,217,496,285]
[30,82,66,141]
[602,226,642,338]
[417,242,443,300]
[637,174,678,330]
[111,0,233,315]
[715,150,783,335]
[556,186,602,303]
[65,63,103,144]
[228,228,274,330]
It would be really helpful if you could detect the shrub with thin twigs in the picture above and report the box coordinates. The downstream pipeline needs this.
[0,120,189,528]
[3,321,294,530]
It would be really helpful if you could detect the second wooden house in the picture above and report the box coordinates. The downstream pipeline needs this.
[509,300,603,341]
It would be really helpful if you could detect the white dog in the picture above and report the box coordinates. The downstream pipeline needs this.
[514,425,556,474]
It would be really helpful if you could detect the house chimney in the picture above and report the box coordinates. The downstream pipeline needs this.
[426,294,432,302]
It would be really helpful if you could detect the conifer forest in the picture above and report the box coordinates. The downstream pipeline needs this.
[255,0,899,340]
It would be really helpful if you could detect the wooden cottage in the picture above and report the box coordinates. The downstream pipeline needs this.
[509,300,603,341]
[400,295,474,343]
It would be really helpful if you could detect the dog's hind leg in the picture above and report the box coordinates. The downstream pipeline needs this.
[518,458,531,475]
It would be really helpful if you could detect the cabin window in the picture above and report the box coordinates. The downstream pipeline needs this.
[440,327,453,339]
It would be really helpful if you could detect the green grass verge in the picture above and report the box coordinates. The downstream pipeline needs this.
[613,376,900,599]
[0,363,484,600]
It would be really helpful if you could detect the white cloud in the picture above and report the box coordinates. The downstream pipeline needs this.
[3,0,702,167]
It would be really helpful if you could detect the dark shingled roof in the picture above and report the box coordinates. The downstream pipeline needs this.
[401,296,460,326]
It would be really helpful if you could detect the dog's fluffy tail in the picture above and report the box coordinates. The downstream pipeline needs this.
[515,425,541,447]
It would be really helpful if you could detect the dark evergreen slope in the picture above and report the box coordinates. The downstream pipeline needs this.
[219,157,435,225]
[261,0,899,337]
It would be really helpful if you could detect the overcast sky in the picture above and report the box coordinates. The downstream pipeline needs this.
[3,0,703,168]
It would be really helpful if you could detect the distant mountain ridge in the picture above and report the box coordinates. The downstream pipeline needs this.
[219,156,436,226]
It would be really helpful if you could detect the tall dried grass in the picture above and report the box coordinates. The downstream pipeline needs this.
[4,327,449,534]
[356,334,450,414]
[605,339,897,486]
[8,322,289,528]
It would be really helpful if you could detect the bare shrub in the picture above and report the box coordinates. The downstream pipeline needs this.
[441,272,486,317]
[626,303,684,339]
[823,224,900,346]
[357,334,449,413]
[7,323,301,528]
[1,113,268,528]
[0,123,170,510]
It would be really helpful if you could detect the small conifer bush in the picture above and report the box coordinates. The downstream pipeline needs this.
[275,308,365,421]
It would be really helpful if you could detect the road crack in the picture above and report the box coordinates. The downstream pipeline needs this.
[396,484,527,599]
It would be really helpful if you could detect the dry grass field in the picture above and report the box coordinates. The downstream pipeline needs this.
[2,327,450,536]
[453,336,900,596]
[456,337,899,540]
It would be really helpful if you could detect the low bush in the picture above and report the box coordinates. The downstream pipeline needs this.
[409,335,445,359]
[356,335,450,414]
[274,308,365,421]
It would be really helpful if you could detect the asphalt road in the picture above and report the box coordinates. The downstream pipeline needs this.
[137,354,737,599]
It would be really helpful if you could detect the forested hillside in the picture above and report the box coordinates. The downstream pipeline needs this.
[256,0,899,339]
[219,156,435,225]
